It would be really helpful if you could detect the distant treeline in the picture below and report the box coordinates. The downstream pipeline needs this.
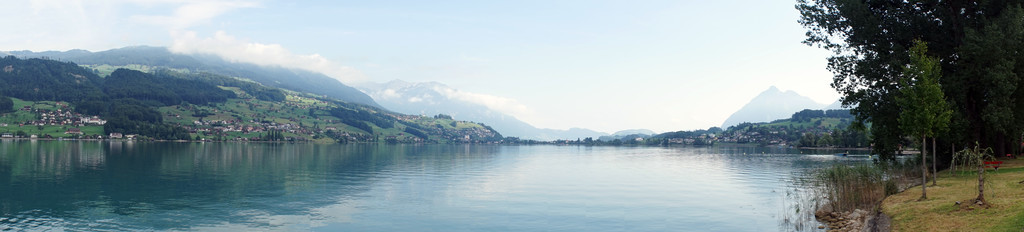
[0,56,103,102]
[326,106,400,135]
[104,69,235,106]
[153,69,286,101]
[654,127,723,139]
[791,109,853,122]
[0,56,239,140]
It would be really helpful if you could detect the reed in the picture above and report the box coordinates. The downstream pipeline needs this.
[813,159,921,213]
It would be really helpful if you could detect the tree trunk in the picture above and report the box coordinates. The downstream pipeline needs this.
[932,137,937,186]
[951,143,955,174]
[977,160,986,204]
[995,133,1007,161]
[920,136,927,200]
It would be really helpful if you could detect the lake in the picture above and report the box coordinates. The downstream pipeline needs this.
[0,141,871,231]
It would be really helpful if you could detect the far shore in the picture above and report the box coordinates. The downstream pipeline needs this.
[798,146,925,155]
[797,146,872,151]
[0,138,937,152]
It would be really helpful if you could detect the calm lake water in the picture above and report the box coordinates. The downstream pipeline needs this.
[0,141,871,231]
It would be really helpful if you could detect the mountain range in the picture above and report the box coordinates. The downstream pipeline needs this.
[358,80,608,140]
[720,86,842,129]
[0,55,501,142]
[3,47,843,140]
[3,46,380,108]
[3,46,608,140]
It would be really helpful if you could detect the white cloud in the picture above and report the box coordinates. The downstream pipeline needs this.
[431,86,536,123]
[1,0,261,51]
[169,30,367,83]
[4,0,366,84]
[144,1,369,84]
[377,89,400,100]
[2,0,108,51]
[130,0,261,30]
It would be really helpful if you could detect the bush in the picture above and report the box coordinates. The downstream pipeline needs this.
[0,96,12,113]
[884,179,899,196]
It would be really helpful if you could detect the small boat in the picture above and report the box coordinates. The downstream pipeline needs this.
[835,153,848,157]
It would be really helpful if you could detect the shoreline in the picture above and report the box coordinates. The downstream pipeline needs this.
[797,146,872,151]
[1,138,906,149]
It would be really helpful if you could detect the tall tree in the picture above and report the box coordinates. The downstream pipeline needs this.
[896,41,952,200]
[798,1,1024,161]
[0,96,12,113]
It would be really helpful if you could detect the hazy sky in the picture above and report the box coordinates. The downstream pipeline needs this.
[0,0,838,133]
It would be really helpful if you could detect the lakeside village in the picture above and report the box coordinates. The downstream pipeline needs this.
[0,103,117,139]
[1,99,861,147]
[540,119,868,148]
[0,101,499,143]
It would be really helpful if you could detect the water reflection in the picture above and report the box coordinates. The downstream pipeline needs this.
[0,142,867,231]
[0,141,503,230]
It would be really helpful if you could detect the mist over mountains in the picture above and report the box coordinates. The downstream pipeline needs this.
[359,80,608,140]
[2,46,614,140]
[4,46,380,108]
[2,47,844,140]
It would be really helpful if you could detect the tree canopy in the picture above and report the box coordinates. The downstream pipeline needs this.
[0,96,12,113]
[798,0,1024,158]
[897,41,951,140]
[0,56,104,102]
[105,69,234,106]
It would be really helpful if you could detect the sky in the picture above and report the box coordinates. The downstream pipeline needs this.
[0,0,839,133]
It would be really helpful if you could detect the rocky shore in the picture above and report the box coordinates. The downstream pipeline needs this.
[815,209,890,232]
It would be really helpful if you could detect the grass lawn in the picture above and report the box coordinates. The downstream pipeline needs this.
[882,158,1024,231]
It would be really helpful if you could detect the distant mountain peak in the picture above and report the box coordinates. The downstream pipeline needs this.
[721,87,826,128]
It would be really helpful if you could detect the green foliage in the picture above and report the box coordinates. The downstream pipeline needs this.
[814,164,884,212]
[344,120,374,134]
[0,56,499,143]
[897,41,952,140]
[797,1,1024,159]
[75,99,108,116]
[107,99,163,123]
[38,46,376,106]
[104,119,191,140]
[101,99,190,140]
[154,69,284,101]
[812,158,921,215]
[714,112,866,147]
[951,142,995,174]
[105,69,181,105]
[261,130,285,141]
[404,127,428,139]
[791,109,824,122]
[655,127,721,139]
[105,69,234,106]
[0,56,103,102]
[951,142,996,203]
[328,107,394,131]
[0,96,12,113]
